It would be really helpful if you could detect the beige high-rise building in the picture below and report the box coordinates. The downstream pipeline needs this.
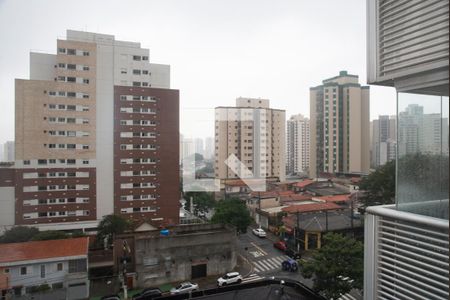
[286,114,310,175]
[214,98,286,181]
[309,71,370,178]
[10,30,180,230]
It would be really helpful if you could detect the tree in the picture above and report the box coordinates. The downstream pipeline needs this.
[184,191,216,216]
[97,215,131,246]
[300,233,364,299]
[359,159,395,209]
[31,230,68,241]
[0,226,39,243]
[211,198,252,232]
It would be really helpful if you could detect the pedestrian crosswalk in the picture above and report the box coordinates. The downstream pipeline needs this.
[252,255,290,273]
[242,273,264,283]
[338,293,357,300]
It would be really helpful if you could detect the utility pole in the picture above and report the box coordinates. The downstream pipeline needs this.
[121,240,131,300]
[296,210,300,252]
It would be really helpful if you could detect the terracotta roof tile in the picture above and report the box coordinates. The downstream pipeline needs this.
[282,202,341,213]
[0,237,89,264]
[314,194,350,202]
[293,179,316,188]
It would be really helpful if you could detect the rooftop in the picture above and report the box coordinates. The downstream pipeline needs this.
[0,237,89,265]
[282,202,342,214]
[313,194,351,203]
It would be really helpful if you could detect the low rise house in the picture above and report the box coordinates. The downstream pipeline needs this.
[0,237,89,300]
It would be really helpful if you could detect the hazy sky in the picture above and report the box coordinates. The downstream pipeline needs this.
[0,0,397,144]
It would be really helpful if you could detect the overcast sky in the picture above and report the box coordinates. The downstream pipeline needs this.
[0,0,397,143]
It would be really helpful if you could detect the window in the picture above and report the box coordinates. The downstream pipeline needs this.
[67,64,76,70]
[83,79,89,84]
[133,55,141,61]
[20,267,27,275]
[142,56,148,61]
[67,49,76,55]
[38,159,47,165]
[133,69,141,75]
[83,66,89,71]
[121,68,127,74]
[68,259,87,273]
[142,70,149,75]
[40,265,45,278]
[83,51,89,56]
[67,92,76,98]
[133,81,141,87]
[58,48,66,54]
[24,160,30,165]
[67,144,76,149]
[67,77,76,82]
[67,159,76,164]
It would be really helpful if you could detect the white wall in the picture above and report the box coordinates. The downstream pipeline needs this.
[30,53,56,81]
[0,187,15,232]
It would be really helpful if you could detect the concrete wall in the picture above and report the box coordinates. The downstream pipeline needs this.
[128,225,237,288]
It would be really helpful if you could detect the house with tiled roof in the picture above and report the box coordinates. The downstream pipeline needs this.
[0,237,89,299]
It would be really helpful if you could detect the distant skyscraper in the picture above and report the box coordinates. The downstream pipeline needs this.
[204,137,214,160]
[286,114,310,175]
[181,138,195,159]
[398,104,449,156]
[3,141,14,162]
[309,71,370,178]
[215,98,286,181]
[194,138,204,156]
[371,115,396,167]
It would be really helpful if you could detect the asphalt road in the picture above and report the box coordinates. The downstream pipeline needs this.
[236,227,362,300]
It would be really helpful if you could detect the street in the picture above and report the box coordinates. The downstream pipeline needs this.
[236,228,362,300]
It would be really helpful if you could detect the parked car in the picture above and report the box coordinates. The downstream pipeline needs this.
[273,240,287,251]
[285,248,301,259]
[101,295,121,300]
[252,228,266,238]
[217,272,243,286]
[132,287,162,300]
[281,258,298,272]
[170,282,199,294]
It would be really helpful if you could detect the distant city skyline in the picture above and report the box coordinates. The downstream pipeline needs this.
[0,0,398,144]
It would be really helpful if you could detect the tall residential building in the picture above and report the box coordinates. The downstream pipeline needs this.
[181,137,195,160]
[286,114,310,175]
[309,71,370,178]
[397,104,449,156]
[214,98,286,181]
[194,138,204,156]
[204,137,214,160]
[3,141,14,162]
[365,0,448,299]
[371,115,396,167]
[10,30,179,230]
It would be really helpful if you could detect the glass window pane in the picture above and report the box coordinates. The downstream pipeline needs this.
[396,93,449,219]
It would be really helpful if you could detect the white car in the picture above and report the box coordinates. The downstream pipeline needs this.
[252,228,267,238]
[217,272,243,286]
[170,282,199,294]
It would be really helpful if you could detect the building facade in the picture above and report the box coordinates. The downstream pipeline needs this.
[214,98,286,181]
[365,0,449,299]
[286,114,310,175]
[2,141,14,162]
[11,30,179,230]
[114,224,237,288]
[204,137,214,160]
[0,237,89,300]
[371,115,396,168]
[309,71,370,178]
